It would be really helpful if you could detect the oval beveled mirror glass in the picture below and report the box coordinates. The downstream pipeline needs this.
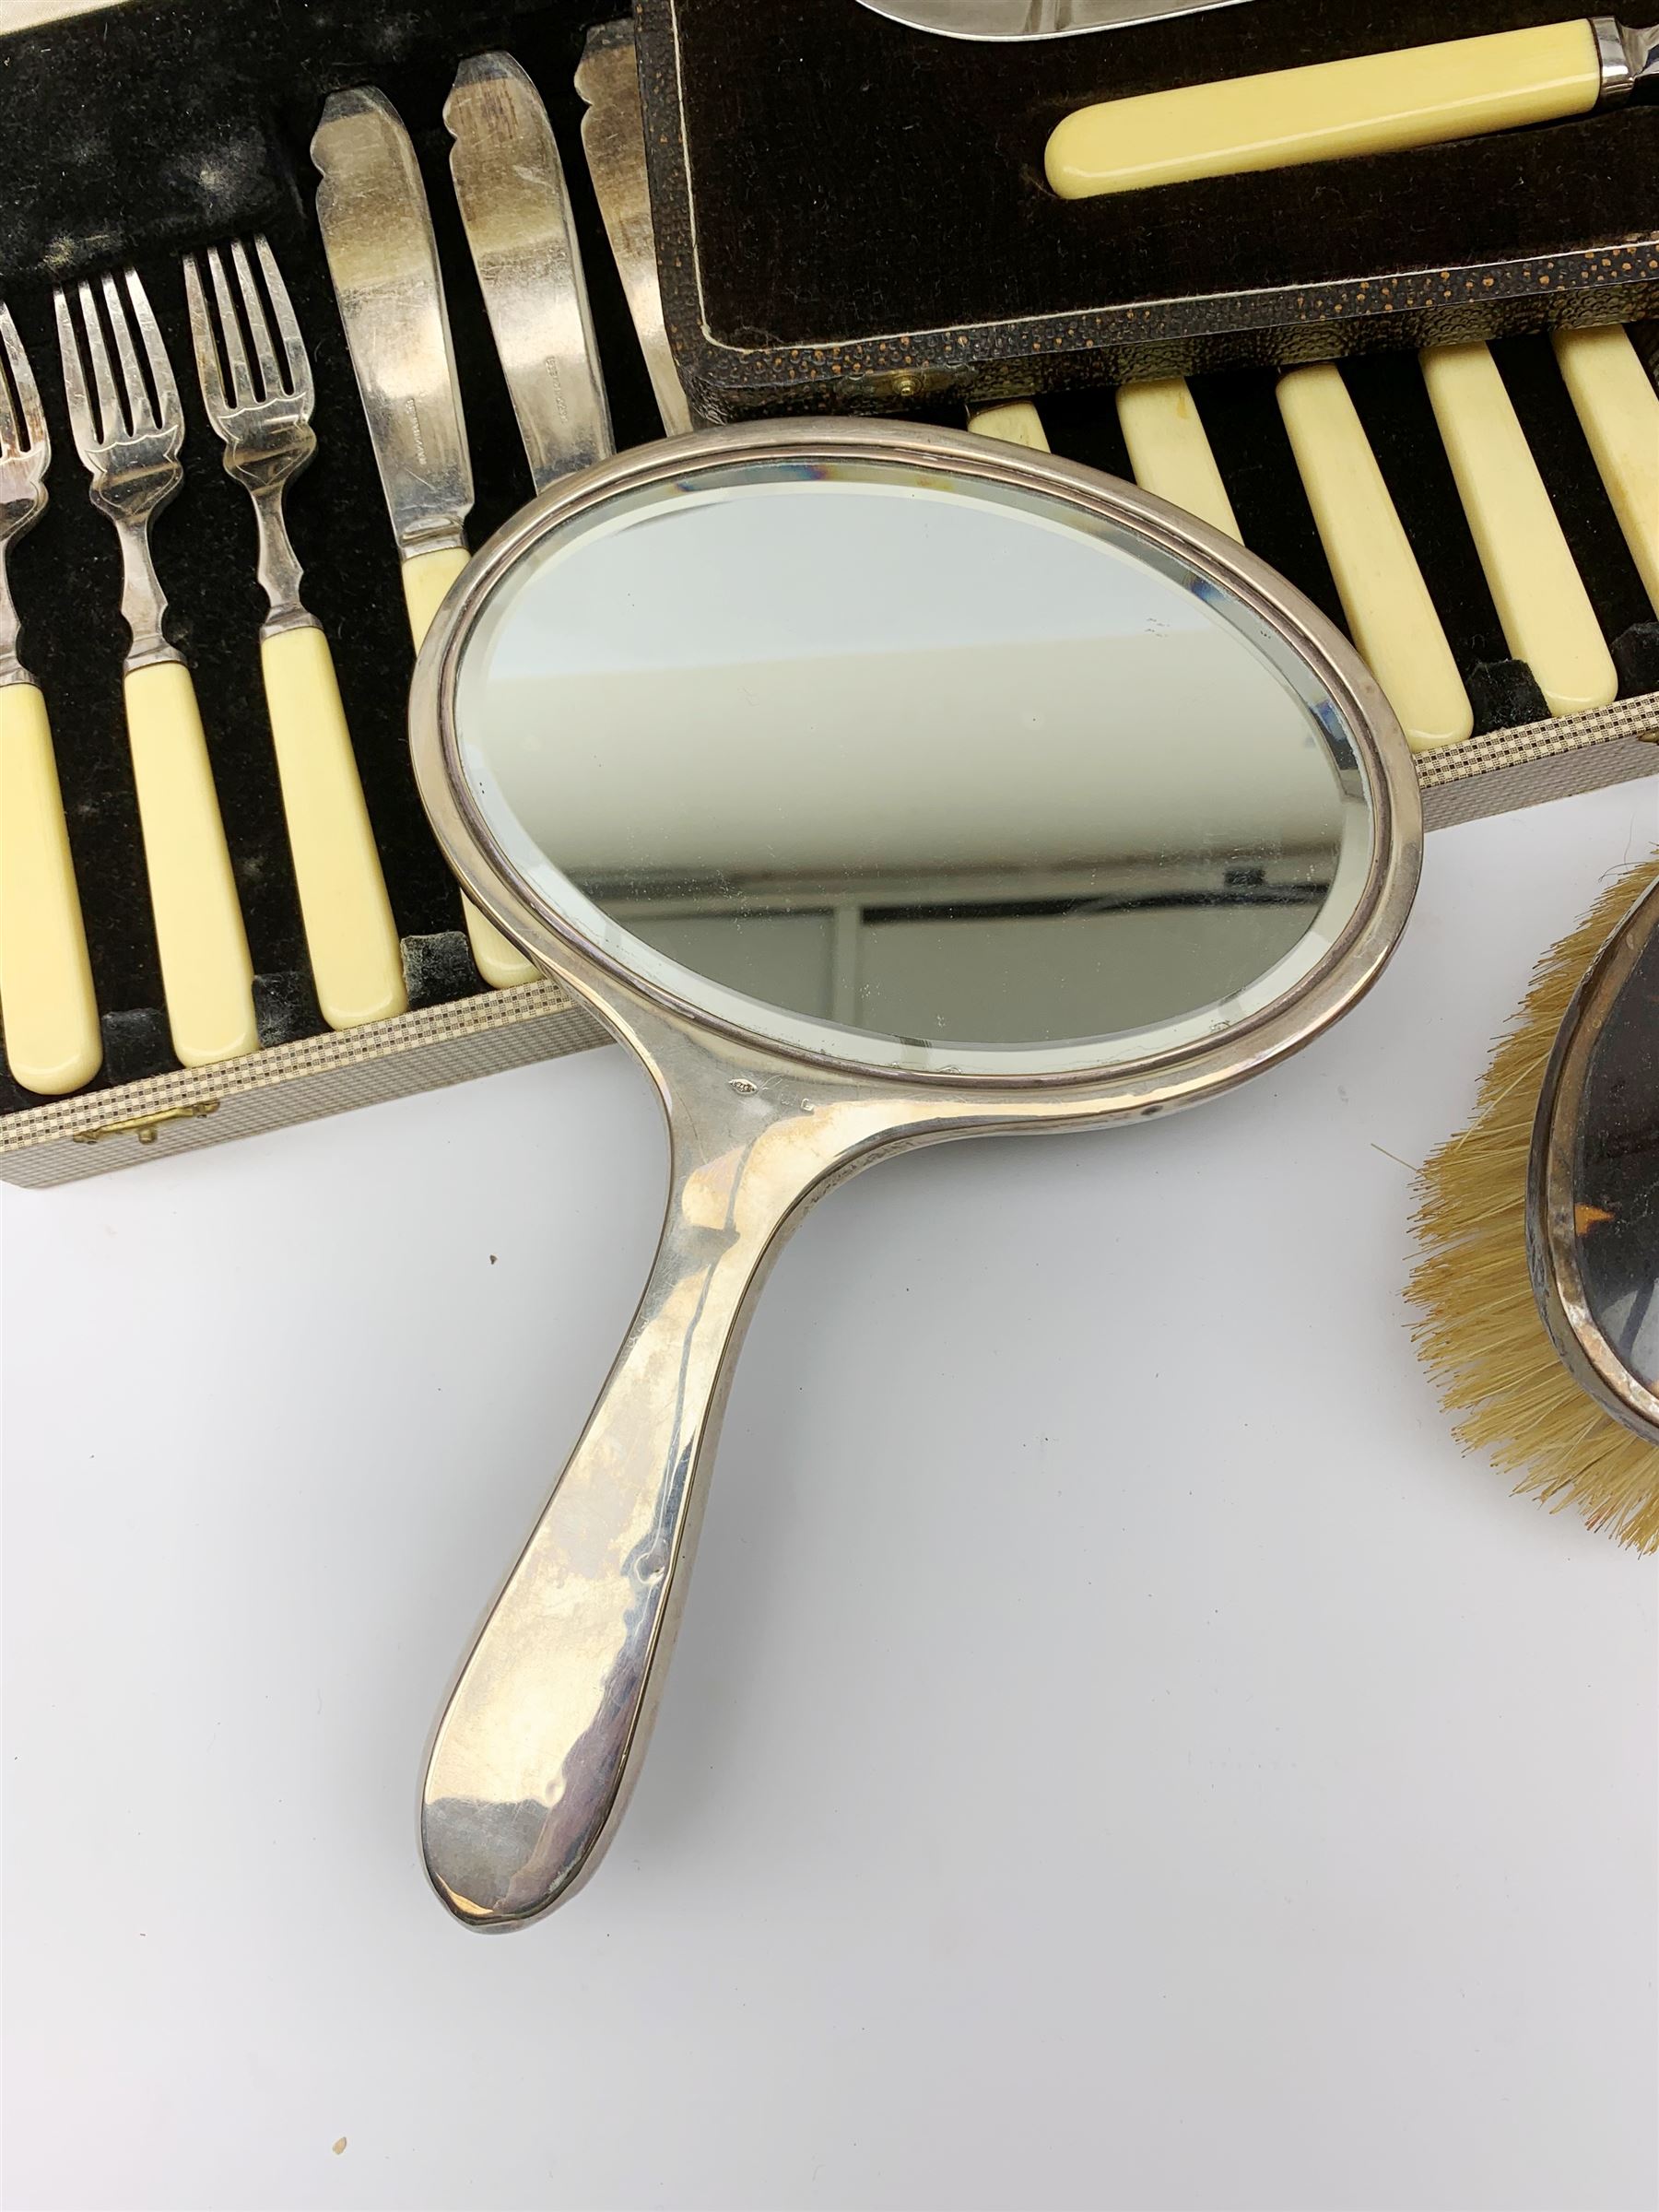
[451,453,1376,1079]
[413,425,1418,1934]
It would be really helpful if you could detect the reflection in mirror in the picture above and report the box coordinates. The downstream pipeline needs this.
[456,465,1366,1067]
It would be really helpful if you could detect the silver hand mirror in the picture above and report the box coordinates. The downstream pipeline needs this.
[410,418,1422,1927]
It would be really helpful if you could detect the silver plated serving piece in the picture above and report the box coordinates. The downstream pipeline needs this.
[54,272,186,672]
[575,20,693,437]
[312,87,473,574]
[410,418,1422,1928]
[850,0,1248,37]
[183,239,322,642]
[446,52,614,491]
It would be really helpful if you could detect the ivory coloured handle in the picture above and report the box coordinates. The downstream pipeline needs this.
[966,401,1051,451]
[123,659,259,1067]
[260,624,407,1029]
[1114,378,1241,540]
[0,680,102,1094]
[1420,342,1618,719]
[1551,324,1659,618]
[1277,365,1473,753]
[400,544,472,650]
[1046,21,1603,200]
[401,544,542,992]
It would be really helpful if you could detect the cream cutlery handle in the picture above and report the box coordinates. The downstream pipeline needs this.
[401,544,471,650]
[1114,377,1241,540]
[966,400,1051,451]
[401,545,541,992]
[1420,342,1618,719]
[260,625,407,1030]
[1046,21,1603,199]
[0,680,102,1095]
[1551,324,1659,617]
[124,659,259,1068]
[1277,366,1473,753]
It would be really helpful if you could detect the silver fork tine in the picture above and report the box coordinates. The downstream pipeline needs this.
[230,239,286,399]
[254,236,311,404]
[101,272,157,434]
[53,288,97,462]
[76,281,121,442]
[0,312,20,456]
[182,256,228,426]
[0,307,44,459]
[124,270,182,433]
[205,248,255,408]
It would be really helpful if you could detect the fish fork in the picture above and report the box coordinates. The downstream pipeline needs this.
[0,303,101,1095]
[54,270,258,1067]
[184,237,406,1030]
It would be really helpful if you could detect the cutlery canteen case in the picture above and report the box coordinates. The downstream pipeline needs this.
[636,0,1659,413]
[0,0,1654,1187]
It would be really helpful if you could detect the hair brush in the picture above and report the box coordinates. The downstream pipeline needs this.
[1409,855,1659,1551]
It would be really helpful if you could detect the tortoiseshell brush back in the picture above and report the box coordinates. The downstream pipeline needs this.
[1411,859,1659,1551]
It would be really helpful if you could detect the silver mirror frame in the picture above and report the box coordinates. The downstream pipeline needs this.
[408,418,1423,1932]
[417,418,1419,1100]
[1529,872,1659,1444]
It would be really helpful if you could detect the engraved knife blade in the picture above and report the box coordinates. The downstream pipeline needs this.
[311,86,472,562]
[445,52,614,493]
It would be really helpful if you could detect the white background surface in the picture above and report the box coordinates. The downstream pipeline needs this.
[3,783,1656,2212]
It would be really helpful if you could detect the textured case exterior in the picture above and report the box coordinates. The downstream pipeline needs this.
[637,0,1659,421]
[1,982,609,1188]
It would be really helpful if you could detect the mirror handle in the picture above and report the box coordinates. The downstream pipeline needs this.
[420,1076,902,1925]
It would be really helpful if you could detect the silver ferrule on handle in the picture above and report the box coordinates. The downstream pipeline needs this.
[1594,17,1657,99]
[0,540,29,686]
[112,519,183,671]
[1594,17,1635,97]
[248,485,316,640]
[397,516,471,564]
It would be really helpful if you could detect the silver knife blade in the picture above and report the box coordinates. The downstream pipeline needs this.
[445,52,614,495]
[853,0,1246,37]
[311,86,472,560]
[575,20,694,438]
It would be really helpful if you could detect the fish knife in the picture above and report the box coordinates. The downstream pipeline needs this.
[444,53,613,492]
[311,85,538,992]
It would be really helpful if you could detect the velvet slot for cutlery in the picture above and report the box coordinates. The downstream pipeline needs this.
[0,0,1653,1188]
[634,0,1658,417]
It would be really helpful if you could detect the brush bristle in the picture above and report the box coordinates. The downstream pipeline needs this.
[1407,856,1659,1554]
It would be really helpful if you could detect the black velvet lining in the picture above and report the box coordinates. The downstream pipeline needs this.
[650,0,1659,350]
[0,1,1653,1124]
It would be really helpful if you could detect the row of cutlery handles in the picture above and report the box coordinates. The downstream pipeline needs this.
[975,326,1658,754]
[6,323,1653,1098]
[0,622,402,1091]
[0,660,256,1093]
[0,539,521,1098]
